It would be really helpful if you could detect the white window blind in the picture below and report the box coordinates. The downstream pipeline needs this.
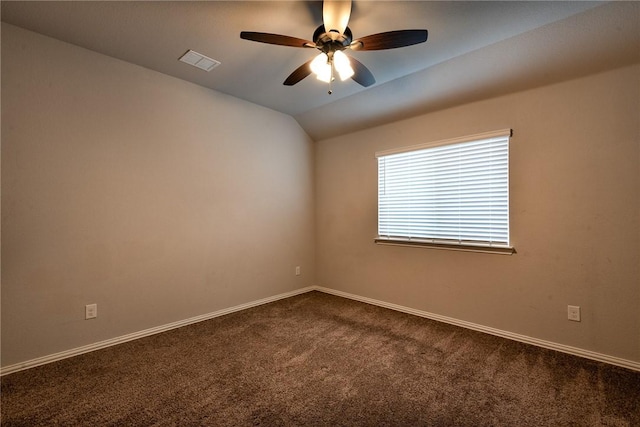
[377,129,511,250]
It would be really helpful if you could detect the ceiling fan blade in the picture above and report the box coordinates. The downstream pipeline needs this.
[351,30,428,51]
[240,32,315,48]
[323,0,352,34]
[349,57,375,87]
[283,59,314,86]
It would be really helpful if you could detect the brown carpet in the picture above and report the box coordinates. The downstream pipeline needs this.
[2,291,639,426]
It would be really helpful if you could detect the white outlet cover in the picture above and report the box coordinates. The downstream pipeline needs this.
[567,305,581,322]
[85,303,98,319]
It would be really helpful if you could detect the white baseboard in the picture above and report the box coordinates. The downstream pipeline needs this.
[313,286,640,372]
[0,286,316,376]
[3,285,638,375]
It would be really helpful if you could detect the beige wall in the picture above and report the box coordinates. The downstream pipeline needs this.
[2,21,639,369]
[1,24,316,367]
[316,65,640,363]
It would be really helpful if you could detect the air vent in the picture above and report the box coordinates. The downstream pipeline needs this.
[178,50,221,72]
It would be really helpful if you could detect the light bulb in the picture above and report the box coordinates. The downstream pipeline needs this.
[333,50,354,81]
[310,53,332,83]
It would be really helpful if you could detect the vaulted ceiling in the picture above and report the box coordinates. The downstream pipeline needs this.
[2,1,639,140]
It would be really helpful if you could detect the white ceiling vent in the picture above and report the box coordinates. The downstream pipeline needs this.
[179,50,220,72]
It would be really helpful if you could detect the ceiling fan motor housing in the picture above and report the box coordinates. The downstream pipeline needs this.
[313,25,353,55]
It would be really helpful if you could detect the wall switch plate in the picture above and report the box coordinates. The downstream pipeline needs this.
[295,266,301,276]
[567,305,581,322]
[85,303,97,319]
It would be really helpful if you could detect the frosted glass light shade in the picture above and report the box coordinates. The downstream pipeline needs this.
[333,50,354,81]
[310,53,332,83]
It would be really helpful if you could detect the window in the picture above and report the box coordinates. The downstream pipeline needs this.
[376,129,514,254]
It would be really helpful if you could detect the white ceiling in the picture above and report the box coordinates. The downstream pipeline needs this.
[2,1,639,140]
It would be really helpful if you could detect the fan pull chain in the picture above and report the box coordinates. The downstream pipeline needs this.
[328,61,334,94]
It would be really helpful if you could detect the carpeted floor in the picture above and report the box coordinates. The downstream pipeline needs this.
[2,291,639,426]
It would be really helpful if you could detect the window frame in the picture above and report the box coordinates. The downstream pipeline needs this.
[375,129,515,255]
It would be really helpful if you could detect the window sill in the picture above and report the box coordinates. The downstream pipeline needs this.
[374,238,516,255]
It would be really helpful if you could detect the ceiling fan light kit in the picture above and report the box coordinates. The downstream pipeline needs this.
[311,51,354,83]
[240,0,428,94]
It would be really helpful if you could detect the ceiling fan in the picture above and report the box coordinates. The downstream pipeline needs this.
[240,0,428,93]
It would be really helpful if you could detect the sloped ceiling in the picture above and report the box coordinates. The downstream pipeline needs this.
[2,1,639,140]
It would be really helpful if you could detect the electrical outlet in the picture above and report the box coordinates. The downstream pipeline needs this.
[295,266,301,276]
[567,305,580,322]
[85,303,98,320]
